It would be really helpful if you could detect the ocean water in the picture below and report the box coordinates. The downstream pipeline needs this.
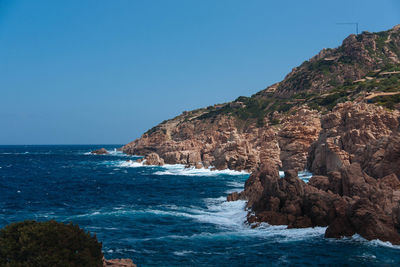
[0,145,399,266]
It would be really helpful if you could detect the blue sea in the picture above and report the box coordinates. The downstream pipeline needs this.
[0,145,399,266]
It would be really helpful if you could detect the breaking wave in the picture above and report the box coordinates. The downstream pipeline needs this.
[153,165,249,177]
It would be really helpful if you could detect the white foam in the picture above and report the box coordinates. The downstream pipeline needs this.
[154,164,249,177]
[226,181,245,188]
[173,250,194,256]
[0,152,30,155]
[347,234,400,249]
[84,148,126,156]
[117,160,145,168]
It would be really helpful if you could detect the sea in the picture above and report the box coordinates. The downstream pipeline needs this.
[0,145,399,266]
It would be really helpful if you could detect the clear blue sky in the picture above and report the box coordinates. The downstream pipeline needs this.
[1,0,399,144]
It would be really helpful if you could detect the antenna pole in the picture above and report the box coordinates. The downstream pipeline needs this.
[337,22,360,35]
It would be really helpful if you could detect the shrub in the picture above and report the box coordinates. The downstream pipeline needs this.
[0,220,103,267]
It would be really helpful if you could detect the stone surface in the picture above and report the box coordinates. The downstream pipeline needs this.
[233,102,400,244]
[123,107,320,172]
[140,152,165,166]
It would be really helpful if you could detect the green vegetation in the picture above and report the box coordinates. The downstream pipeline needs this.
[0,220,103,267]
[143,28,400,133]
[369,94,400,109]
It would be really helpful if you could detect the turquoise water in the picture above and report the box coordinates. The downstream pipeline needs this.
[0,145,399,266]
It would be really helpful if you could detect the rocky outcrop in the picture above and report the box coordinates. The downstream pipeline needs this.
[278,108,321,171]
[123,107,321,172]
[229,102,400,244]
[307,102,400,176]
[137,152,165,166]
[123,115,272,172]
[91,148,109,155]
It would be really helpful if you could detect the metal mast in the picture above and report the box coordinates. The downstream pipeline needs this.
[337,22,359,34]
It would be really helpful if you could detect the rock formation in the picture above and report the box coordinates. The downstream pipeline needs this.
[123,108,321,172]
[123,25,400,244]
[229,102,400,244]
[91,148,109,155]
[136,152,165,166]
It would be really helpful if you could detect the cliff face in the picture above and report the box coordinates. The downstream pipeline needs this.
[231,102,400,244]
[123,108,321,172]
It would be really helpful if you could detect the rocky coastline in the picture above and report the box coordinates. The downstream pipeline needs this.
[123,25,400,244]
[228,102,400,244]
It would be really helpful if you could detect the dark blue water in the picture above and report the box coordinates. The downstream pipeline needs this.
[0,145,399,266]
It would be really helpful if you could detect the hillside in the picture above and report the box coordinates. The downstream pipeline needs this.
[122,25,400,172]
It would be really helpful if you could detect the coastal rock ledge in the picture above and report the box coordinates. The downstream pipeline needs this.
[228,102,400,244]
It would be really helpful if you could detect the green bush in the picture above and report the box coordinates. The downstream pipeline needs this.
[0,220,103,267]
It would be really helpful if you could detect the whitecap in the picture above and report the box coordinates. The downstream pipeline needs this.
[154,164,249,177]
[117,160,145,168]
[347,234,400,249]
[173,250,194,256]
[226,181,245,188]
[83,148,126,156]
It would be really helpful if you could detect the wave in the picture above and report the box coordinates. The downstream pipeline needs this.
[117,160,145,168]
[83,148,128,156]
[111,160,249,177]
[0,152,30,155]
[154,164,249,177]
[339,234,400,250]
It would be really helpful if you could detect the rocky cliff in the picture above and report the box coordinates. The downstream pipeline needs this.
[123,25,400,243]
[123,25,400,172]
[229,102,400,244]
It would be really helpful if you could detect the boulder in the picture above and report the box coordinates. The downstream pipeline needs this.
[142,153,165,166]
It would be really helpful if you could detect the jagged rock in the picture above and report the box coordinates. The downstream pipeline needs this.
[278,108,321,171]
[122,107,320,172]
[141,153,165,166]
[237,102,400,244]
[307,102,400,176]
[91,148,109,155]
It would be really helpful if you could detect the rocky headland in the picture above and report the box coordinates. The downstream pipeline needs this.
[123,25,400,244]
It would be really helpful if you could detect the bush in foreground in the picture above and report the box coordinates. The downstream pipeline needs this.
[0,220,103,267]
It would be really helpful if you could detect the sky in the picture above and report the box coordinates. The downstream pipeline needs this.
[1,0,399,145]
